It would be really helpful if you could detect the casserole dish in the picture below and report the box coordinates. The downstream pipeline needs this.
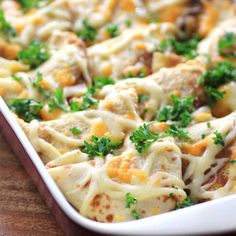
[1,0,236,235]
[1,96,236,235]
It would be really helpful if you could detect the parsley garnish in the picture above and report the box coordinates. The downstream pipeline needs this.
[174,196,193,210]
[157,34,201,59]
[125,193,138,208]
[17,0,45,10]
[131,210,142,219]
[218,32,236,57]
[125,193,142,219]
[213,131,225,147]
[10,98,43,122]
[229,160,236,164]
[157,95,195,127]
[70,87,98,112]
[199,61,236,105]
[76,19,97,42]
[48,88,66,112]
[106,23,119,38]
[138,94,149,103]
[123,71,146,79]
[94,76,115,89]
[165,124,191,141]
[18,39,50,69]
[207,122,211,128]
[199,61,236,88]
[125,19,132,27]
[12,74,22,82]
[0,10,16,37]
[69,127,82,135]
[201,133,206,139]
[31,72,50,98]
[130,123,159,153]
[204,86,225,106]
[82,136,121,158]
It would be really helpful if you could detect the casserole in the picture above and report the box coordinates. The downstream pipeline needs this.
[1,0,236,234]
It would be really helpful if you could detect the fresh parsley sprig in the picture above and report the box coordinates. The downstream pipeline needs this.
[218,32,236,57]
[125,193,142,219]
[157,34,201,59]
[69,127,82,135]
[130,123,159,153]
[18,39,50,69]
[157,95,195,127]
[199,61,236,106]
[76,19,97,42]
[213,130,225,147]
[70,87,98,112]
[93,76,115,89]
[82,136,121,158]
[17,0,45,11]
[106,23,119,38]
[10,98,43,122]
[0,10,16,37]
[174,196,193,210]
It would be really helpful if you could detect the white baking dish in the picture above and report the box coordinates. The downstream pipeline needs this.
[0,97,235,235]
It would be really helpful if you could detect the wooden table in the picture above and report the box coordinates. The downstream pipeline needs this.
[0,130,107,236]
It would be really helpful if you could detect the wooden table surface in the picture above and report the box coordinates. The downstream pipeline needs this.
[0,131,105,236]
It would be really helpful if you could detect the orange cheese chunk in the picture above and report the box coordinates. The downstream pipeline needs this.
[182,138,210,156]
[40,106,62,121]
[120,0,135,12]
[90,121,109,138]
[55,67,76,87]
[199,2,219,37]
[108,154,146,183]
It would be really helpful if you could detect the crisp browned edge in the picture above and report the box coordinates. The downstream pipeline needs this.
[0,111,105,236]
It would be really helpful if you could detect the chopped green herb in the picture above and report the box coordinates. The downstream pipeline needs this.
[82,136,121,158]
[204,86,225,106]
[130,123,159,153]
[106,23,119,38]
[138,94,149,103]
[18,39,50,69]
[157,34,201,59]
[17,0,45,10]
[12,74,23,82]
[70,87,98,112]
[69,100,80,112]
[10,98,43,122]
[31,72,50,98]
[201,133,206,139]
[174,196,193,210]
[69,127,82,135]
[199,61,236,106]
[165,124,191,141]
[169,193,178,200]
[213,130,225,147]
[157,95,195,127]
[199,61,236,88]
[218,32,236,57]
[131,210,142,219]
[207,122,211,128]
[94,76,115,89]
[0,10,16,37]
[48,88,66,112]
[123,71,146,79]
[229,160,236,164]
[125,19,132,27]
[76,19,97,42]
[125,192,138,208]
